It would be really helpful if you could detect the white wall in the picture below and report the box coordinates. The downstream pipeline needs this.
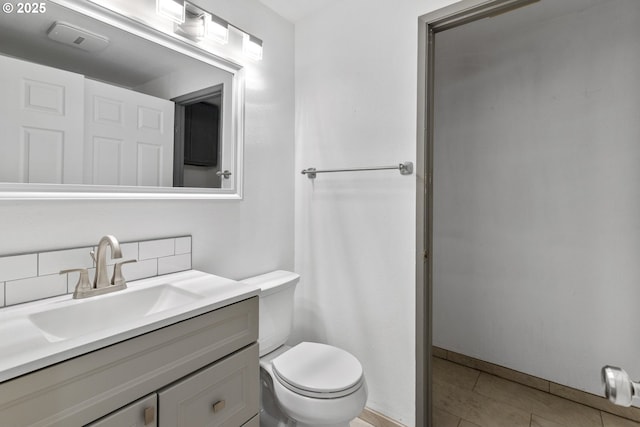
[0,0,294,280]
[293,1,461,425]
[433,0,640,397]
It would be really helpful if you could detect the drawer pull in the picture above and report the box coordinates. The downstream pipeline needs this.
[144,406,155,425]
[212,400,226,413]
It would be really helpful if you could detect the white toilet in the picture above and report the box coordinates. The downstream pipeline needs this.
[241,270,367,427]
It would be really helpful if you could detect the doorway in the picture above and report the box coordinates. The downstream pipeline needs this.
[173,84,224,188]
[417,0,640,425]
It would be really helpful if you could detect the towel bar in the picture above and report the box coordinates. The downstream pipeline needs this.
[301,161,413,179]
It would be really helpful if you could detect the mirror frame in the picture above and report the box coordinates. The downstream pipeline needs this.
[0,0,245,200]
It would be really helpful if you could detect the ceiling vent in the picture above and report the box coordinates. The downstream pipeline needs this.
[46,21,109,52]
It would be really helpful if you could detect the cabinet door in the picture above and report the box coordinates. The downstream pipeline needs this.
[158,343,258,427]
[85,394,157,427]
[184,102,219,167]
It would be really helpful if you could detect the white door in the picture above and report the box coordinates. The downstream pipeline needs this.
[84,79,175,187]
[0,54,85,184]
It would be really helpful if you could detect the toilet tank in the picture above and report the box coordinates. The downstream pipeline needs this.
[240,270,300,357]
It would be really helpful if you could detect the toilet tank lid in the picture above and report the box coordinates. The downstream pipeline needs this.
[240,270,300,296]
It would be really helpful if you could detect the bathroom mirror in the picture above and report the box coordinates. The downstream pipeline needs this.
[0,0,245,199]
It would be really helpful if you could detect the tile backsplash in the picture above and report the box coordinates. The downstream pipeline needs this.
[0,236,192,308]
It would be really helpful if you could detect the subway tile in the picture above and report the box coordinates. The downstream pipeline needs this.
[139,238,174,260]
[6,274,67,306]
[106,242,139,266]
[0,236,188,307]
[39,247,94,276]
[175,236,191,255]
[0,254,37,282]
[473,373,602,427]
[122,259,157,282]
[158,254,191,275]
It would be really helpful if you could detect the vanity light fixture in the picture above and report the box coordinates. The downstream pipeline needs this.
[156,0,185,24]
[155,0,262,60]
[242,33,263,61]
[206,14,229,45]
[177,6,207,40]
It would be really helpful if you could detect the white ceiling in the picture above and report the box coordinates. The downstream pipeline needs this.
[0,2,228,89]
[258,0,338,23]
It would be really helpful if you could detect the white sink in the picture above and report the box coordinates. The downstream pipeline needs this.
[29,284,201,342]
[0,270,259,383]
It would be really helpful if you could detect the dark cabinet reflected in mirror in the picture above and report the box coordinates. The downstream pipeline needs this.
[174,85,223,188]
[0,0,243,197]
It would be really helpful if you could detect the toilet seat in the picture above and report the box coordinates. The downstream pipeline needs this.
[271,342,364,399]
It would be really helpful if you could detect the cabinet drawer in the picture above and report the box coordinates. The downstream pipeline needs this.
[86,394,157,427]
[158,343,258,427]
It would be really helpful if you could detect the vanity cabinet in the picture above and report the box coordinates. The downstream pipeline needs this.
[0,297,259,427]
[243,415,259,426]
[86,343,258,427]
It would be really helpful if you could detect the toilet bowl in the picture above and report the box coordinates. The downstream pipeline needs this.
[261,343,368,427]
[241,271,368,427]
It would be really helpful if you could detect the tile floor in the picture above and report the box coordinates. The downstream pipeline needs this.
[351,418,375,427]
[433,357,640,427]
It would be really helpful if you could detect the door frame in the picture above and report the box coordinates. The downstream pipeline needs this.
[415,1,539,425]
[172,84,224,187]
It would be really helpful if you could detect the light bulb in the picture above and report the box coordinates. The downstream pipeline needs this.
[156,0,185,24]
[207,14,229,44]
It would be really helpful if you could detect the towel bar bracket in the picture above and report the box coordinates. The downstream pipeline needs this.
[399,161,414,175]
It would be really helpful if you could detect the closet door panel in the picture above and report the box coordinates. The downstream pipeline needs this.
[0,55,85,184]
[85,79,175,187]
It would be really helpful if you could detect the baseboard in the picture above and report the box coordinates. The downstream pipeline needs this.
[359,407,406,427]
[433,346,640,423]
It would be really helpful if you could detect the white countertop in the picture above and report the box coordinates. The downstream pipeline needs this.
[0,270,258,383]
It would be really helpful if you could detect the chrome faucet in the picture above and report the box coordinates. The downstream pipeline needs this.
[60,235,136,299]
[92,235,122,289]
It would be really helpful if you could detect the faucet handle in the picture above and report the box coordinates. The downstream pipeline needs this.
[60,268,92,298]
[111,259,137,288]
